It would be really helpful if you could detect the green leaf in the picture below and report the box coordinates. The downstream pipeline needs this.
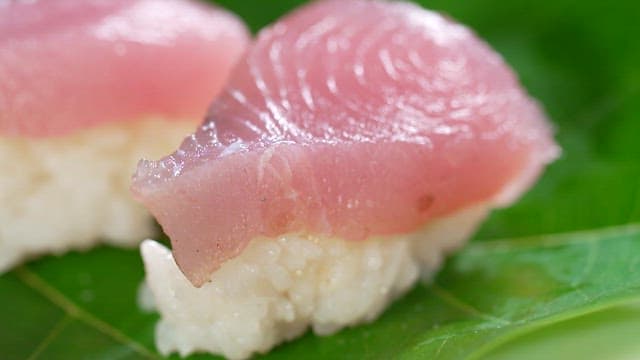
[3,224,640,359]
[484,303,640,360]
[1,0,639,359]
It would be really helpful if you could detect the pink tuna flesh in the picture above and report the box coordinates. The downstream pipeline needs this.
[0,0,249,137]
[132,0,559,287]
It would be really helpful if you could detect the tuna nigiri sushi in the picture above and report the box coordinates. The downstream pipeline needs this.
[134,0,559,358]
[0,0,249,271]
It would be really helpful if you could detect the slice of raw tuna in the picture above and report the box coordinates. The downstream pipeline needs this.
[0,0,249,137]
[132,0,559,287]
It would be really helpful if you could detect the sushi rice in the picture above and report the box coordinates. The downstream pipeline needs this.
[141,205,488,360]
[0,119,193,272]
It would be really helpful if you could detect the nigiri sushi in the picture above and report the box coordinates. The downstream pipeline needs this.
[0,0,249,271]
[134,0,559,358]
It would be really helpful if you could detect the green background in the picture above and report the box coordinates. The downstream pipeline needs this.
[1,0,639,359]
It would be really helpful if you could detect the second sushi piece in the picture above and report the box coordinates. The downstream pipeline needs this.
[0,0,249,271]
[134,0,559,359]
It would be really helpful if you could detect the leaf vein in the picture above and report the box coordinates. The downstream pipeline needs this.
[27,315,72,360]
[570,240,599,287]
[15,266,159,360]
[467,223,640,252]
[431,284,511,326]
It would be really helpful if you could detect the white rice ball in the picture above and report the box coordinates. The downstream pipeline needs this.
[0,119,194,271]
[141,204,488,360]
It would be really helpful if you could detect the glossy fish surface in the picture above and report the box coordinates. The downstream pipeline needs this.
[132,0,559,287]
[0,0,249,136]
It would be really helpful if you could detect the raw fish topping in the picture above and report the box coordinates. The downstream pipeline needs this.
[132,0,559,286]
[0,0,249,136]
